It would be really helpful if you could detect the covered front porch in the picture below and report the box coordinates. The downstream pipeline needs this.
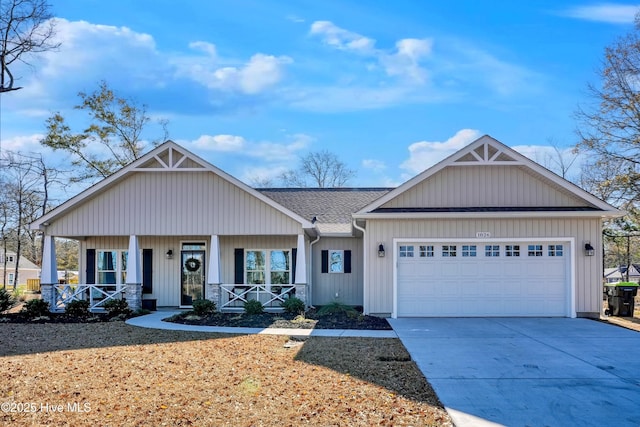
[40,234,310,313]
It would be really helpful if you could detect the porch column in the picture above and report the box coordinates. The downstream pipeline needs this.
[294,234,307,306]
[40,235,57,312]
[125,235,142,311]
[206,235,221,307]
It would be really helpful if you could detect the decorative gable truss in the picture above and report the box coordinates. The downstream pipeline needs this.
[453,140,518,164]
[135,145,208,171]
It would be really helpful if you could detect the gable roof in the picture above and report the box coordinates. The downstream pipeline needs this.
[259,188,392,235]
[31,141,315,231]
[354,135,623,219]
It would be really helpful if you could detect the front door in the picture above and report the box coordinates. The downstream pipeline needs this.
[181,250,205,306]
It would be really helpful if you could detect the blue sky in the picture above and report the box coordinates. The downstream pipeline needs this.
[2,0,639,195]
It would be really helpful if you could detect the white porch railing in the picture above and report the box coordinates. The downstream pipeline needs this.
[220,284,295,311]
[53,284,126,312]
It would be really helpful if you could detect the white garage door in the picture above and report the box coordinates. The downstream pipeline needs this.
[396,241,570,317]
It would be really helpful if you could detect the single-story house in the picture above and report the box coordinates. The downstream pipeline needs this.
[604,265,640,284]
[1,252,40,287]
[31,135,622,318]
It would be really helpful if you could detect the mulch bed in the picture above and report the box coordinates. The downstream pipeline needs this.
[0,322,452,426]
[165,308,393,330]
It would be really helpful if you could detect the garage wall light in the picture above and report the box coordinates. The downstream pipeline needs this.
[166,249,173,259]
[378,244,385,257]
[584,242,595,257]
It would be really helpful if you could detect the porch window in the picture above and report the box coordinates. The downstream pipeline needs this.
[96,250,128,284]
[245,250,291,284]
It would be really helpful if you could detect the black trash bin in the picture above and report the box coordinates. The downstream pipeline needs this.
[604,282,638,317]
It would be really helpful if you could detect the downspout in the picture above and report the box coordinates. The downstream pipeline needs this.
[352,219,368,314]
[308,234,320,308]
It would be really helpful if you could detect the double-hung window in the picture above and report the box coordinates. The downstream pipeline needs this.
[245,250,291,285]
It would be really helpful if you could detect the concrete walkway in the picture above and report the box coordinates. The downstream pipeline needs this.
[389,317,640,427]
[125,310,398,338]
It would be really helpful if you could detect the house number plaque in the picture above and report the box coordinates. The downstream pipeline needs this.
[476,232,491,238]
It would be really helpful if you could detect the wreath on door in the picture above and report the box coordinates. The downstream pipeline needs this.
[185,257,201,272]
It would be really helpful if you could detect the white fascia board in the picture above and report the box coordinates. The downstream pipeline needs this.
[31,140,315,230]
[356,135,622,215]
[353,210,625,220]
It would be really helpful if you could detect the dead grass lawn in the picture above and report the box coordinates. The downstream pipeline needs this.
[0,322,451,426]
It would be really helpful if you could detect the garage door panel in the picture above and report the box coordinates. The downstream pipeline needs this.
[397,241,570,317]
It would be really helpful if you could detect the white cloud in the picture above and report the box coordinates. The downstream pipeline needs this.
[310,21,375,53]
[2,134,47,153]
[192,134,246,152]
[561,4,640,24]
[309,21,431,84]
[362,159,387,171]
[177,42,292,94]
[381,38,433,83]
[400,129,481,174]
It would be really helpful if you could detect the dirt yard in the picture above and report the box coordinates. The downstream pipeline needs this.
[0,322,452,426]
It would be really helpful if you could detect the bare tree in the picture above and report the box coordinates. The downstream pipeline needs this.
[0,0,59,93]
[575,13,640,206]
[280,150,356,188]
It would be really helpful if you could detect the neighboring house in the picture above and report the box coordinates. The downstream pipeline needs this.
[604,265,640,284]
[31,135,622,318]
[0,252,40,287]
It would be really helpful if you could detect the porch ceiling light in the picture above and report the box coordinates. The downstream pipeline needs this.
[378,244,385,257]
[584,242,595,257]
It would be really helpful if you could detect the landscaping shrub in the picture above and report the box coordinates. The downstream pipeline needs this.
[281,296,305,315]
[244,299,264,315]
[192,298,217,316]
[103,298,132,317]
[65,299,90,317]
[317,301,358,317]
[20,299,50,318]
[0,288,16,313]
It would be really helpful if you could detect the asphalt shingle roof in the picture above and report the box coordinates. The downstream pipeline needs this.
[257,188,392,234]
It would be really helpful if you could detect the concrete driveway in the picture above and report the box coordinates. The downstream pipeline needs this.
[388,318,640,427]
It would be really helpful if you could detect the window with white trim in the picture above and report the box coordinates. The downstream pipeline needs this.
[548,245,564,257]
[505,245,520,257]
[246,250,291,284]
[96,250,128,284]
[442,245,457,257]
[419,245,434,257]
[462,245,477,257]
[528,245,543,257]
[399,245,414,258]
[329,250,344,273]
[485,245,500,257]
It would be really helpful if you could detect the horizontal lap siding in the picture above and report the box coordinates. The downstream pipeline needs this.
[365,218,602,316]
[381,166,588,208]
[50,172,302,237]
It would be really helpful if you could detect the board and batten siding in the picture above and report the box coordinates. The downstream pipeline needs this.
[312,237,364,306]
[381,166,589,209]
[81,235,304,307]
[364,217,602,317]
[49,171,303,237]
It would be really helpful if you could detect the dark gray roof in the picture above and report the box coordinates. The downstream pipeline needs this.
[258,188,392,225]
